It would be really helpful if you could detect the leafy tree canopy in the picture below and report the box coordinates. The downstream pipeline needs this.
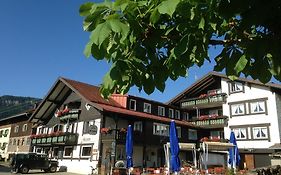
[80,0,281,98]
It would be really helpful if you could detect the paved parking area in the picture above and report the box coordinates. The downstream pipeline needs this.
[0,162,81,175]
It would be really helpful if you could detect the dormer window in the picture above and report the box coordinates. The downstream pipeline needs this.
[143,103,151,113]
[158,106,165,116]
[169,109,174,118]
[229,81,244,94]
[129,99,136,111]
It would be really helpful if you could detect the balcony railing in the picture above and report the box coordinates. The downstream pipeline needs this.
[101,130,144,143]
[190,115,227,128]
[181,93,227,109]
[31,132,78,146]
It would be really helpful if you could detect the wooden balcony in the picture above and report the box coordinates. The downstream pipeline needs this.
[101,130,144,144]
[31,132,78,146]
[190,116,228,128]
[181,93,227,109]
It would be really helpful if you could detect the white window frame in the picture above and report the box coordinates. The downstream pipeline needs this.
[231,103,245,116]
[252,127,268,139]
[168,108,174,118]
[158,106,165,116]
[134,121,143,132]
[64,146,73,157]
[14,126,19,133]
[53,147,59,157]
[22,124,28,132]
[176,126,181,138]
[153,123,169,136]
[250,101,266,114]
[53,124,63,133]
[183,112,189,121]
[81,146,92,157]
[143,103,151,113]
[233,128,247,140]
[175,110,180,119]
[129,99,136,111]
[188,129,197,140]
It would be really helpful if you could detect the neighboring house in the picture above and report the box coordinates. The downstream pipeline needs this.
[8,110,34,154]
[169,71,281,169]
[29,77,197,174]
[0,125,10,160]
[0,110,34,160]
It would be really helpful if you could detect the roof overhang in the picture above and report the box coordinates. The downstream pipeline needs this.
[29,79,72,125]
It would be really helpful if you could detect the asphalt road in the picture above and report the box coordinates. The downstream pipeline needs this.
[0,162,82,175]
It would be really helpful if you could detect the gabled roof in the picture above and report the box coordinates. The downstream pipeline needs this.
[168,71,281,105]
[30,77,194,127]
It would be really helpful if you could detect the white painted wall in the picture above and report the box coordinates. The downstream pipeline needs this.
[222,78,280,149]
[0,127,10,159]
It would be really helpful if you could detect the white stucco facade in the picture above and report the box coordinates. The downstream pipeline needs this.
[34,118,102,175]
[0,127,10,160]
[221,78,280,149]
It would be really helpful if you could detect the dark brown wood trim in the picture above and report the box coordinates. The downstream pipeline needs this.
[230,124,270,141]
[229,98,268,117]
[229,102,247,117]
[228,97,268,105]
[228,81,245,95]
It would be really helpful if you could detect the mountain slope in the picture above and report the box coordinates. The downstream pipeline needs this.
[0,95,41,119]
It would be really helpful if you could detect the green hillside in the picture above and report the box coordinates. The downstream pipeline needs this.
[0,95,41,119]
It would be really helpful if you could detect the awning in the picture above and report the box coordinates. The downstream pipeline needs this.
[200,141,234,151]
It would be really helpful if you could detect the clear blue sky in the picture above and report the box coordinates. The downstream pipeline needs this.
[0,0,218,103]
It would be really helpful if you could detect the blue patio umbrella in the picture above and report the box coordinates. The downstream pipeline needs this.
[126,125,133,169]
[228,131,241,168]
[169,120,181,173]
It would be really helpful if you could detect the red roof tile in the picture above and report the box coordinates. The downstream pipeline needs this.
[98,104,194,127]
[61,78,124,108]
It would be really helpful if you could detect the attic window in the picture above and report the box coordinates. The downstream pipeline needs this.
[229,81,244,94]
[129,99,136,111]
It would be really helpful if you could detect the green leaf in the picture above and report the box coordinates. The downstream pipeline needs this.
[190,7,195,20]
[174,34,189,57]
[234,55,248,73]
[210,23,217,30]
[91,22,111,47]
[79,2,94,16]
[158,0,180,17]
[91,43,105,60]
[83,41,93,58]
[108,19,129,43]
[150,8,161,24]
[199,17,205,30]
